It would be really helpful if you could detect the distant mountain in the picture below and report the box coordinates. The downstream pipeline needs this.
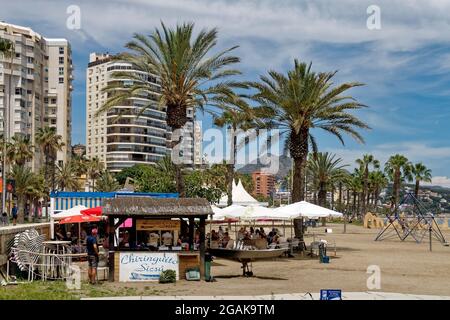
[236,155,292,179]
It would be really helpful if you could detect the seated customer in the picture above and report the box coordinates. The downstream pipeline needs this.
[221,232,231,248]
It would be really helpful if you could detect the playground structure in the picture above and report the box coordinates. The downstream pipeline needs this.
[375,193,447,245]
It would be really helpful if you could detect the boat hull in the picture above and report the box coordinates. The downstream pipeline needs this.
[208,248,285,261]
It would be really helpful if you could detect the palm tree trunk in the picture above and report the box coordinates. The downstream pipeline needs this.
[318,182,327,207]
[338,182,343,207]
[226,164,234,206]
[17,195,25,224]
[170,139,185,197]
[414,180,420,198]
[362,167,368,216]
[394,170,400,206]
[290,128,308,202]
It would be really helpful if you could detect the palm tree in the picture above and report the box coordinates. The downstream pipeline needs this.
[411,163,432,198]
[35,127,65,191]
[56,161,81,191]
[307,152,348,207]
[368,170,388,208]
[249,59,368,203]
[213,96,266,206]
[7,135,34,166]
[86,157,104,191]
[97,22,241,197]
[0,38,15,214]
[9,165,34,224]
[384,154,412,207]
[356,154,380,216]
[26,173,46,221]
[95,170,120,192]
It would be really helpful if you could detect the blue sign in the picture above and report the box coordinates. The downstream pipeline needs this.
[320,289,342,300]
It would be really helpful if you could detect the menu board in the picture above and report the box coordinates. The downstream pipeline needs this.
[136,219,180,231]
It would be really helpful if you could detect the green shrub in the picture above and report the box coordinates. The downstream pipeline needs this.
[159,270,176,283]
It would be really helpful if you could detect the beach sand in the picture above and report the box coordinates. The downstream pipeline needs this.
[103,223,450,296]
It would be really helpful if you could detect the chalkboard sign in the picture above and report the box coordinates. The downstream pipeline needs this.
[320,289,342,300]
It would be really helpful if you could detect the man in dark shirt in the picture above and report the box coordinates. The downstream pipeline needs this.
[11,205,18,225]
[86,228,99,284]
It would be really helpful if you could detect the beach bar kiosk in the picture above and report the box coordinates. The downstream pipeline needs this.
[103,197,213,282]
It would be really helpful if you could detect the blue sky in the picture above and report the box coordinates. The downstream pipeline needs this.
[2,0,450,186]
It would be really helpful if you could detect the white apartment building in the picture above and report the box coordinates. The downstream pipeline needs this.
[86,53,169,172]
[0,22,73,171]
[86,52,202,172]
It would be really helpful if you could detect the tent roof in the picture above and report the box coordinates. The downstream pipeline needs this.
[218,179,261,206]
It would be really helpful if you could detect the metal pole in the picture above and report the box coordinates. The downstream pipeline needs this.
[429,226,432,252]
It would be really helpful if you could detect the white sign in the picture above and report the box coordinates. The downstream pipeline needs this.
[119,252,179,282]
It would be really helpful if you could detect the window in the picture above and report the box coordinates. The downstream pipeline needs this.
[44,98,49,103]
[15,53,20,58]
[59,77,64,84]
[59,67,64,75]
[51,119,56,125]
[51,98,57,104]
[59,47,64,54]
[59,57,64,64]
[27,57,33,64]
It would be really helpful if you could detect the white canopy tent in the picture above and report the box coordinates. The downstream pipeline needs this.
[218,180,266,207]
[273,201,343,219]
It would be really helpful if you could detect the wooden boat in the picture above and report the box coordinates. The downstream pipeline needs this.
[208,247,286,277]
[208,247,285,260]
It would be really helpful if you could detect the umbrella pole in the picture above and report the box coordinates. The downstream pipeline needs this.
[78,223,81,251]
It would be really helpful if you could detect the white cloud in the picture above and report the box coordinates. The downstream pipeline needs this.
[423,177,450,189]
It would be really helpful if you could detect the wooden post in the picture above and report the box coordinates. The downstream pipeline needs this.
[108,216,115,282]
[199,216,206,280]
[188,217,194,250]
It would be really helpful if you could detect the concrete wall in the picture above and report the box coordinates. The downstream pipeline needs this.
[0,223,50,266]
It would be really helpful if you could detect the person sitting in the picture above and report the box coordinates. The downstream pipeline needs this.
[237,227,245,240]
[211,230,220,241]
[120,231,130,248]
[268,228,277,243]
[221,232,231,248]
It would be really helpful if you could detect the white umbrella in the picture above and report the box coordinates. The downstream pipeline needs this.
[273,201,343,219]
[51,205,88,220]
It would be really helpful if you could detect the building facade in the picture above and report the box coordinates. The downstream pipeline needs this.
[0,22,73,171]
[72,143,86,157]
[86,52,201,172]
[252,170,275,198]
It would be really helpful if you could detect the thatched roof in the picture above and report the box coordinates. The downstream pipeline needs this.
[102,197,213,217]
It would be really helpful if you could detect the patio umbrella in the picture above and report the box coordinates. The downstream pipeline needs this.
[81,206,103,216]
[50,205,88,239]
[59,214,101,249]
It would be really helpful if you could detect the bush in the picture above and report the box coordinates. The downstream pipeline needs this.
[159,270,176,283]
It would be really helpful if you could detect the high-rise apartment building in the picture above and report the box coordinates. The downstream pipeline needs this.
[86,52,202,172]
[0,22,73,171]
[86,53,169,172]
[252,170,275,198]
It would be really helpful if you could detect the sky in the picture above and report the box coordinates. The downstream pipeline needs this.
[2,0,450,186]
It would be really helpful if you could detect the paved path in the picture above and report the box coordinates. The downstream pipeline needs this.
[83,292,450,300]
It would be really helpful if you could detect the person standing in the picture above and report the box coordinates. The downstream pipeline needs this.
[1,211,7,226]
[11,204,18,226]
[86,228,99,284]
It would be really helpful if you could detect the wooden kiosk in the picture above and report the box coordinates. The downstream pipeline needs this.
[103,197,213,282]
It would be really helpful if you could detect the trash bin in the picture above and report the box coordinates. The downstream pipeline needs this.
[205,252,213,281]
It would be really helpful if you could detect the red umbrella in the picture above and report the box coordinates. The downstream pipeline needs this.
[59,214,101,224]
[80,206,103,216]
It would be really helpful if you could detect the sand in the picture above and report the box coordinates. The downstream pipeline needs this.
[105,223,450,296]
